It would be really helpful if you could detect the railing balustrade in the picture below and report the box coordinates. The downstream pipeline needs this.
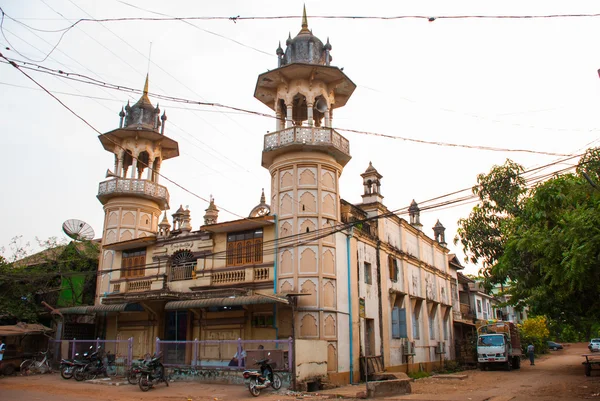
[264,127,350,156]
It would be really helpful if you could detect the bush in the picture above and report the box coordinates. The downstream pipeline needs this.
[407,371,431,380]
[434,359,463,374]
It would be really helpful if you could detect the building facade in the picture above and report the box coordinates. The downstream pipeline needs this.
[66,8,461,387]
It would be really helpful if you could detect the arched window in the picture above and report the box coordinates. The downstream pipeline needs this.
[170,250,195,281]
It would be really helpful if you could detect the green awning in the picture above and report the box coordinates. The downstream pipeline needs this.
[165,295,289,310]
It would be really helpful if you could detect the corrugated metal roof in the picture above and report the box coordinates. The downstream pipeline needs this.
[165,295,288,310]
[58,306,92,315]
[58,303,144,314]
[87,303,144,313]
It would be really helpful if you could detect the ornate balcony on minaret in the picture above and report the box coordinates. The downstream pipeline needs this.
[96,75,179,209]
[254,6,355,169]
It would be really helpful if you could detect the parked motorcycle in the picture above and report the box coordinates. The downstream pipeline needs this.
[243,355,282,397]
[74,348,106,381]
[61,346,94,380]
[127,355,151,385]
[138,352,169,392]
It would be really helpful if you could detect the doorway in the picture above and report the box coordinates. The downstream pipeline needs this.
[365,319,376,356]
[164,310,188,365]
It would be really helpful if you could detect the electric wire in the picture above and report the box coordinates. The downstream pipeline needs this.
[0,57,576,158]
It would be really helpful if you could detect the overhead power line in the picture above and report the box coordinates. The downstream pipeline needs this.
[0,51,248,221]
[0,57,575,157]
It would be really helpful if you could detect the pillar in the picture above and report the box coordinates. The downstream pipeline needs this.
[307,103,314,127]
[286,104,293,128]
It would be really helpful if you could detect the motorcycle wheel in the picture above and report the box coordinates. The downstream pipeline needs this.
[139,374,152,392]
[127,369,139,385]
[272,373,282,390]
[74,369,86,382]
[249,379,261,397]
[60,366,74,380]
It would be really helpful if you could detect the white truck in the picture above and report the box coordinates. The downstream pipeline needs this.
[477,322,522,371]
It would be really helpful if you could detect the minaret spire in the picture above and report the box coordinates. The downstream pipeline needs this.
[143,73,149,96]
[301,5,309,33]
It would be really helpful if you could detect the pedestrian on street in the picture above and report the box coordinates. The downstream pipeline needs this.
[527,343,535,365]
[0,338,5,361]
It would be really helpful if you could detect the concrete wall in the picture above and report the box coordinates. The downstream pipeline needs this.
[295,339,327,383]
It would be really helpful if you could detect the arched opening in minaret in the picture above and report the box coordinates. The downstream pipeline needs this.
[313,95,326,127]
[137,151,149,179]
[122,150,133,178]
[151,157,159,182]
[292,93,308,126]
[278,99,287,130]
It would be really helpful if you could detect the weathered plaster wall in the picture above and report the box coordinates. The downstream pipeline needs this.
[295,339,328,383]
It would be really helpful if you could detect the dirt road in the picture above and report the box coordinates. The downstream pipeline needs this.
[0,343,598,401]
[404,342,600,400]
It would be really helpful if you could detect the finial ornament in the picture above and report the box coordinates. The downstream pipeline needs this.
[143,74,149,95]
[301,5,309,32]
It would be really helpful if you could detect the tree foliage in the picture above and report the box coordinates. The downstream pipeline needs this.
[0,236,99,323]
[455,159,526,284]
[457,148,600,337]
[520,316,550,353]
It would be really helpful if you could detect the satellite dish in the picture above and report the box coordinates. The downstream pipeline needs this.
[62,219,95,241]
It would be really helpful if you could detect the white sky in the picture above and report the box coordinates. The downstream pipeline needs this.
[2,0,600,275]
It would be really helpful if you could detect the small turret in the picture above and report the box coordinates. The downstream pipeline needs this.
[409,200,423,231]
[203,196,219,226]
[361,162,383,204]
[433,220,447,246]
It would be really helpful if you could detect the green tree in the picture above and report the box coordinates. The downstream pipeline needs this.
[0,236,99,322]
[520,316,550,353]
[455,159,526,287]
[457,148,600,337]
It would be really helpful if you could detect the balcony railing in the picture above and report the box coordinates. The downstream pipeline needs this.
[98,178,170,206]
[169,262,195,281]
[264,127,350,156]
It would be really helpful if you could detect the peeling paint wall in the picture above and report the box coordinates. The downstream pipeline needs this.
[295,339,328,382]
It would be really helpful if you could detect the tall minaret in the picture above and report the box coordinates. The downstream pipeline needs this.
[254,7,356,374]
[95,76,179,294]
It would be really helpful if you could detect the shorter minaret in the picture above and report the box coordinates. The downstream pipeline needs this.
[158,211,171,238]
[409,200,423,231]
[180,207,192,234]
[361,162,383,204]
[171,205,185,234]
[433,220,447,246]
[203,197,219,225]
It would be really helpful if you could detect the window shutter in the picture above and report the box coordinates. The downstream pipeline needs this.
[392,307,400,339]
[398,308,407,338]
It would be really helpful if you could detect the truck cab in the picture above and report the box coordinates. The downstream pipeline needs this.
[477,333,510,363]
[476,322,521,371]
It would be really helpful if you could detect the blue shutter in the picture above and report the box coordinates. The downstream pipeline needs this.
[398,308,407,338]
[392,307,400,338]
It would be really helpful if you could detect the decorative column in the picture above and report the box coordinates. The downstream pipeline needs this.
[146,153,154,180]
[276,106,283,131]
[154,159,161,184]
[286,104,293,128]
[116,153,124,177]
[131,154,138,179]
[324,107,331,127]
[307,102,314,126]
